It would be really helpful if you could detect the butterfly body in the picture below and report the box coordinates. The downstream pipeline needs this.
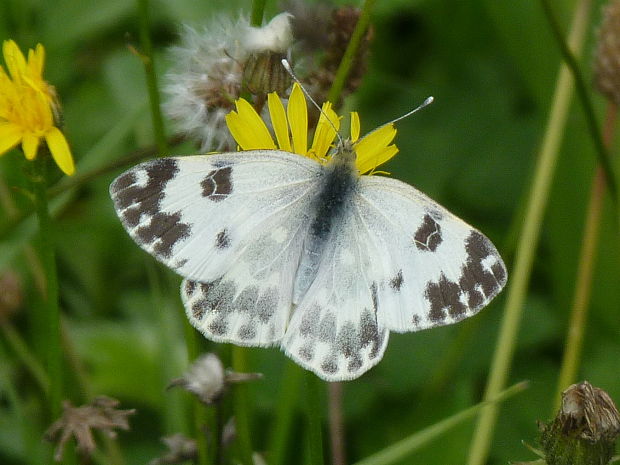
[110,148,506,381]
[294,142,359,303]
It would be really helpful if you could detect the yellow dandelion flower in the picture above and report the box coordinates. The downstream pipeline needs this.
[0,40,74,176]
[224,82,398,174]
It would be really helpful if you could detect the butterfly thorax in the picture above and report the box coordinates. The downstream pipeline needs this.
[292,143,359,304]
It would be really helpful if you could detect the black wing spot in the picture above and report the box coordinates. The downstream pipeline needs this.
[215,229,231,249]
[201,166,233,201]
[414,213,443,252]
[389,270,404,291]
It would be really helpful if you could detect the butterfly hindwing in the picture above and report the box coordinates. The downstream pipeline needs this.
[110,150,321,283]
[353,175,507,333]
[282,207,391,381]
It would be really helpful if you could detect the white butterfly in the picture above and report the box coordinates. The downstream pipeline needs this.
[110,137,507,381]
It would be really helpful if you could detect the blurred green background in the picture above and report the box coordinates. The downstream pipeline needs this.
[1,0,619,464]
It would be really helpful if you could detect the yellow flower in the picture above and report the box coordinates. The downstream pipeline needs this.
[0,40,74,176]
[225,83,398,174]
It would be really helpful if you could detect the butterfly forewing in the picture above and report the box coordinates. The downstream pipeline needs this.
[109,150,321,283]
[354,175,507,333]
[181,192,315,346]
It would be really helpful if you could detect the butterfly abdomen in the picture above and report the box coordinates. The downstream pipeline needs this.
[292,157,359,303]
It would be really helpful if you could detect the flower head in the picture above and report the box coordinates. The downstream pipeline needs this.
[225,82,398,174]
[163,13,294,152]
[0,40,74,175]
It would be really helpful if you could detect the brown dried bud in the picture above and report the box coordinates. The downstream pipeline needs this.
[44,396,136,462]
[594,0,620,104]
[540,381,620,465]
[168,353,262,405]
[243,52,292,95]
[304,6,374,106]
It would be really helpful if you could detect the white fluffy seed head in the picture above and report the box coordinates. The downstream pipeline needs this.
[162,17,250,152]
[162,13,295,152]
[244,12,294,53]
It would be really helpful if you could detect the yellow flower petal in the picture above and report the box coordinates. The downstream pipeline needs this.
[3,40,27,82]
[45,127,75,175]
[310,102,339,160]
[28,44,45,77]
[354,124,398,174]
[350,112,360,142]
[356,145,399,175]
[22,133,40,160]
[267,92,291,152]
[0,122,23,156]
[225,99,276,150]
[287,83,307,155]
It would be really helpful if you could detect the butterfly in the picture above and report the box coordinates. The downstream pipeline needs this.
[110,85,507,381]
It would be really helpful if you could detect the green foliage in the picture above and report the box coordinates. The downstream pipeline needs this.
[0,0,619,464]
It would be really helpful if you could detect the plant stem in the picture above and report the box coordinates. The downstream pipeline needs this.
[328,382,346,465]
[232,346,254,465]
[554,102,617,408]
[354,382,528,465]
[466,1,593,464]
[304,372,324,465]
[137,0,168,155]
[268,360,304,465]
[30,157,63,420]
[326,0,375,105]
[250,0,266,26]
[540,0,618,200]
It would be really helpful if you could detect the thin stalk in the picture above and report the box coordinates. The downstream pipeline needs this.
[268,360,304,465]
[554,102,617,408]
[0,321,49,394]
[353,381,528,465]
[250,0,266,26]
[326,0,376,105]
[328,382,346,465]
[232,346,254,465]
[30,156,63,420]
[540,0,618,200]
[466,1,593,464]
[304,373,324,465]
[137,0,168,155]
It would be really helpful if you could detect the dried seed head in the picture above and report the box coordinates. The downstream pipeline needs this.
[540,381,620,465]
[559,381,620,442]
[44,396,136,462]
[148,433,198,465]
[163,13,296,151]
[594,0,620,104]
[304,6,373,106]
[168,353,262,405]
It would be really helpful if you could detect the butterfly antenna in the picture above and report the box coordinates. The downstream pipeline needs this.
[359,96,434,142]
[281,59,344,146]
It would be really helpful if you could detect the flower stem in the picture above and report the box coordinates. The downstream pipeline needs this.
[137,0,168,155]
[554,102,617,408]
[231,346,254,465]
[328,382,346,465]
[30,156,63,420]
[304,373,324,465]
[268,360,304,465]
[250,0,266,26]
[353,382,528,465]
[327,0,376,105]
[466,1,593,464]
